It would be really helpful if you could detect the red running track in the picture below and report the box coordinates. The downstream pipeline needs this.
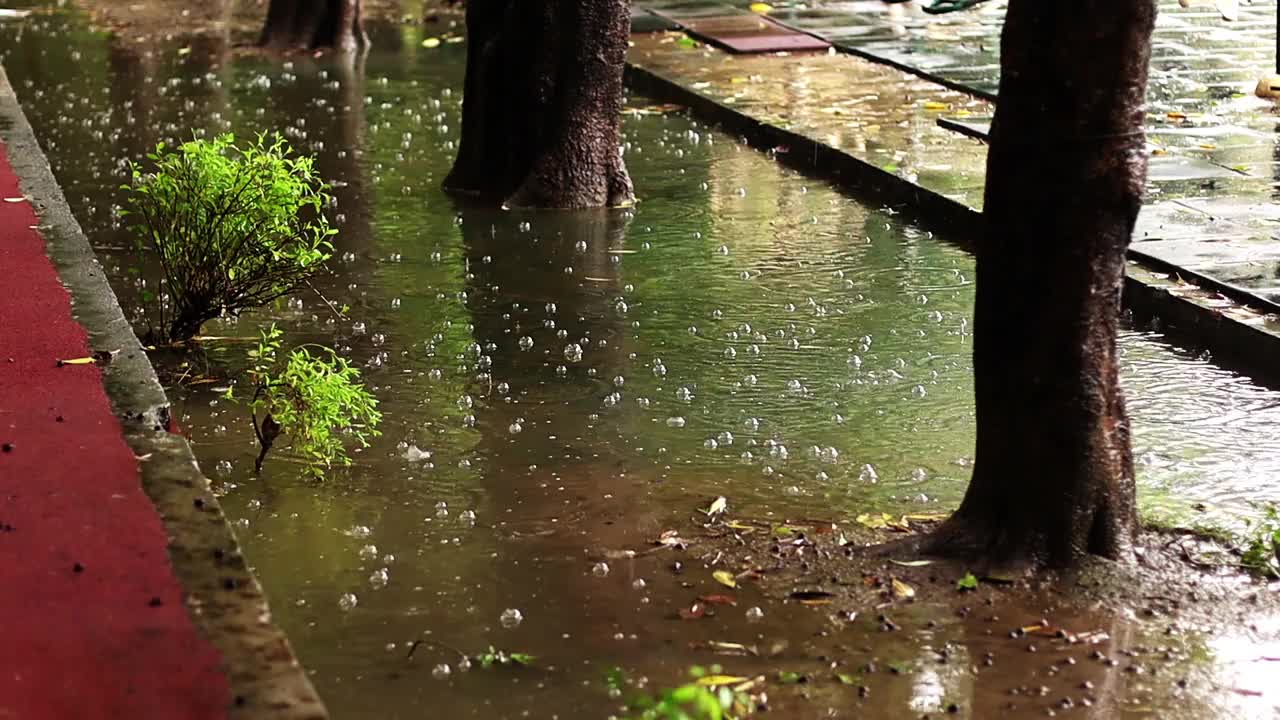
[0,143,229,718]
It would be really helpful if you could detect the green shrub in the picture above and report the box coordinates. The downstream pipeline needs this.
[227,325,381,476]
[1242,502,1280,578]
[610,666,758,720]
[122,133,335,343]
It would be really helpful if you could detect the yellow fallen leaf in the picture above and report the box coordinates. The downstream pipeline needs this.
[177,46,192,56]
[422,37,441,48]
[748,2,773,13]
[923,101,949,111]
[713,570,737,588]
[696,674,750,687]
[1167,111,1187,120]
[891,578,915,600]
[58,357,96,365]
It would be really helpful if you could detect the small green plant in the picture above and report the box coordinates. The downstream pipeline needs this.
[122,132,335,343]
[226,325,381,475]
[611,666,758,720]
[1241,502,1280,578]
[475,647,535,668]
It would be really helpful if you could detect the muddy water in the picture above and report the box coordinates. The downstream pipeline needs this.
[2,6,1280,719]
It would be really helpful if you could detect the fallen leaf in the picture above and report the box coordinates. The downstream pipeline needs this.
[696,674,751,687]
[695,640,757,656]
[923,101,949,111]
[889,559,933,567]
[656,529,689,547]
[3,197,27,203]
[724,520,756,532]
[776,670,805,684]
[422,37,441,48]
[748,2,773,14]
[57,357,96,366]
[703,496,728,517]
[698,594,737,606]
[891,578,915,600]
[679,603,706,620]
[835,672,862,685]
[712,570,737,588]
[788,590,835,602]
[956,572,979,591]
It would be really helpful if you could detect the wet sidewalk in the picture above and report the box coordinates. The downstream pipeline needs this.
[0,67,325,720]
[633,0,1280,315]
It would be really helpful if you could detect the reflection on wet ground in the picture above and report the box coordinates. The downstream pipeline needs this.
[636,0,1280,309]
[1,3,1279,718]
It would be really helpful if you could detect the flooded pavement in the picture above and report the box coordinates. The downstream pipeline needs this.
[1,3,1279,718]
[637,0,1280,310]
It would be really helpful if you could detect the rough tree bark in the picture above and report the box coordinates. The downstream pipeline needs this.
[922,0,1157,571]
[258,0,368,53]
[444,0,634,209]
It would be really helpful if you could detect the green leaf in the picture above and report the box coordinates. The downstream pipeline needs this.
[956,572,979,591]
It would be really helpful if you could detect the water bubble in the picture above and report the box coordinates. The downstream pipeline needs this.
[214,459,233,477]
[723,347,737,359]
[352,321,367,334]
[848,355,863,370]
[704,438,719,450]
[666,416,687,428]
[746,606,764,622]
[359,544,378,560]
[369,568,389,589]
[432,663,451,680]
[592,562,610,577]
[675,386,694,402]
[346,525,372,539]
[500,608,524,628]
[564,343,584,363]
[460,510,477,526]
[911,467,928,482]
[338,593,358,612]
[508,421,523,435]
[716,431,735,446]
[911,384,927,398]
[743,417,759,432]
[859,464,879,483]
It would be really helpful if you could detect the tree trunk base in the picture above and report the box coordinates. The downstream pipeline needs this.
[445,0,635,210]
[258,0,368,53]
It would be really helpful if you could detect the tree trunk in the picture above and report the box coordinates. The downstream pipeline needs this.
[258,0,368,53]
[922,0,1156,571]
[444,0,634,209]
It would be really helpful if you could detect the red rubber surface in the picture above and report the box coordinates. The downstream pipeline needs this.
[0,143,229,719]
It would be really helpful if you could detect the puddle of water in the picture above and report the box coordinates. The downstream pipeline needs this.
[2,6,1279,718]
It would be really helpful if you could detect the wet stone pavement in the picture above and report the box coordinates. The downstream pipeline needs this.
[635,0,1280,311]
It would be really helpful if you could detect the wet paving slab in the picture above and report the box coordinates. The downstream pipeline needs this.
[635,0,1280,320]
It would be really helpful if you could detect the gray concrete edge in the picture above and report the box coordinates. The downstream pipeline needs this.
[624,61,1280,388]
[0,65,328,720]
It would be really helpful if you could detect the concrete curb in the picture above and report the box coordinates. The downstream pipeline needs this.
[0,66,328,720]
[624,61,1280,388]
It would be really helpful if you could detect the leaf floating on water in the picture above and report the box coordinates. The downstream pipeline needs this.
[776,670,805,684]
[724,519,756,532]
[956,572,979,591]
[694,640,757,656]
[679,603,707,620]
[656,529,689,547]
[923,101,949,111]
[889,559,934,567]
[421,37,441,48]
[748,2,773,13]
[698,594,738,606]
[713,570,738,588]
[788,590,835,602]
[703,496,728,517]
[58,357,96,365]
[772,525,798,538]
[835,672,862,686]
[695,674,750,687]
[891,578,915,600]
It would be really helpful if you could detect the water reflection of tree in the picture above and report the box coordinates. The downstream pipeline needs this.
[454,205,671,667]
